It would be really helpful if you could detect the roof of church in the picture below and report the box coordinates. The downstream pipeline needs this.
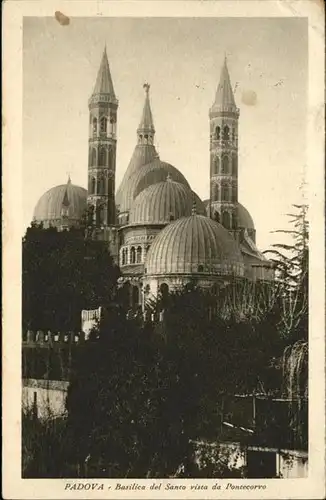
[145,212,244,277]
[210,57,237,113]
[129,177,205,225]
[92,46,116,97]
[137,84,155,133]
[116,144,159,207]
[33,181,87,223]
[118,158,190,215]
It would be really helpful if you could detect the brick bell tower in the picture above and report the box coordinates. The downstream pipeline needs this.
[87,47,118,260]
[209,56,240,235]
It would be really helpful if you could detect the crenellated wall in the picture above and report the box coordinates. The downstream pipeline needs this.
[23,330,86,346]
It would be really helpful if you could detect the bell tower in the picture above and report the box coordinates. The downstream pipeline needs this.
[87,46,118,229]
[209,56,239,233]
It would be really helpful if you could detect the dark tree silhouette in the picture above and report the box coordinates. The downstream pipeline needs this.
[22,223,120,331]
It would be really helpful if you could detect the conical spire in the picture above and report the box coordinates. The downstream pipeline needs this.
[137,83,155,134]
[92,46,116,97]
[211,56,237,111]
[62,175,71,207]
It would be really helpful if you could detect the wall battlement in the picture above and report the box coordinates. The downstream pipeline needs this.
[23,330,86,347]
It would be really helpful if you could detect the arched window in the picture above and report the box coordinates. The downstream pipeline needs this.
[130,247,136,264]
[92,118,97,137]
[214,211,220,223]
[223,125,230,141]
[232,185,237,202]
[231,212,237,229]
[91,148,96,166]
[215,126,221,140]
[213,156,220,175]
[222,211,230,229]
[95,205,101,226]
[96,177,101,194]
[198,264,204,272]
[100,176,106,195]
[232,127,236,142]
[222,155,229,174]
[160,283,169,297]
[99,147,107,167]
[100,117,107,134]
[232,155,238,176]
[136,246,142,263]
[91,177,96,194]
[107,177,113,197]
[121,249,126,266]
[212,183,218,202]
[221,183,229,201]
[108,148,113,170]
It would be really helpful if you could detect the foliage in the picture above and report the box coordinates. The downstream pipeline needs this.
[22,409,75,478]
[264,204,308,343]
[22,223,120,331]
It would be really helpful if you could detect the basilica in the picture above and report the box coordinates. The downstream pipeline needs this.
[33,47,273,308]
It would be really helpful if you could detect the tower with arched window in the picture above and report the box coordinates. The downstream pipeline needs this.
[209,56,239,232]
[87,46,118,229]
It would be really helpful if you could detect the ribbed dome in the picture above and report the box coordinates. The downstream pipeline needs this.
[33,182,87,226]
[237,203,255,229]
[118,158,190,215]
[129,178,205,225]
[145,213,244,276]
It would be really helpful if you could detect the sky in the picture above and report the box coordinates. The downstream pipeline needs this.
[23,16,308,251]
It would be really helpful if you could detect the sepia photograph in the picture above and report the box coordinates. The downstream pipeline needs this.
[2,1,325,499]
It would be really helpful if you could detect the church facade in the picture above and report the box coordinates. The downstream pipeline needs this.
[33,48,273,309]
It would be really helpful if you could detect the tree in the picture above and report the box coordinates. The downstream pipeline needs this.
[65,282,287,479]
[22,224,120,332]
[264,204,308,342]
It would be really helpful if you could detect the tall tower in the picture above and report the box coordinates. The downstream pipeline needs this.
[209,57,239,232]
[87,47,118,228]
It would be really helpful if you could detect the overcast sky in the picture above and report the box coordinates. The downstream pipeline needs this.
[23,16,307,250]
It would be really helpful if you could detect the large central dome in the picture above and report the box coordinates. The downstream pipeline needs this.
[117,158,190,216]
[145,213,244,277]
[129,176,205,225]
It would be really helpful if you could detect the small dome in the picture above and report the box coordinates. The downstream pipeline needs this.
[202,200,255,230]
[117,158,190,215]
[129,178,205,225]
[238,203,255,229]
[145,213,244,276]
[33,182,87,227]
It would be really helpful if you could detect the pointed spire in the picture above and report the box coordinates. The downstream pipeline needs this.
[138,83,155,134]
[67,173,71,185]
[62,188,70,208]
[211,56,237,113]
[92,46,116,97]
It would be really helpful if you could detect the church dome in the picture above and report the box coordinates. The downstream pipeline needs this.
[117,158,190,215]
[145,212,244,276]
[237,203,255,229]
[129,177,205,225]
[33,181,87,228]
[203,199,255,230]
[116,144,159,207]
